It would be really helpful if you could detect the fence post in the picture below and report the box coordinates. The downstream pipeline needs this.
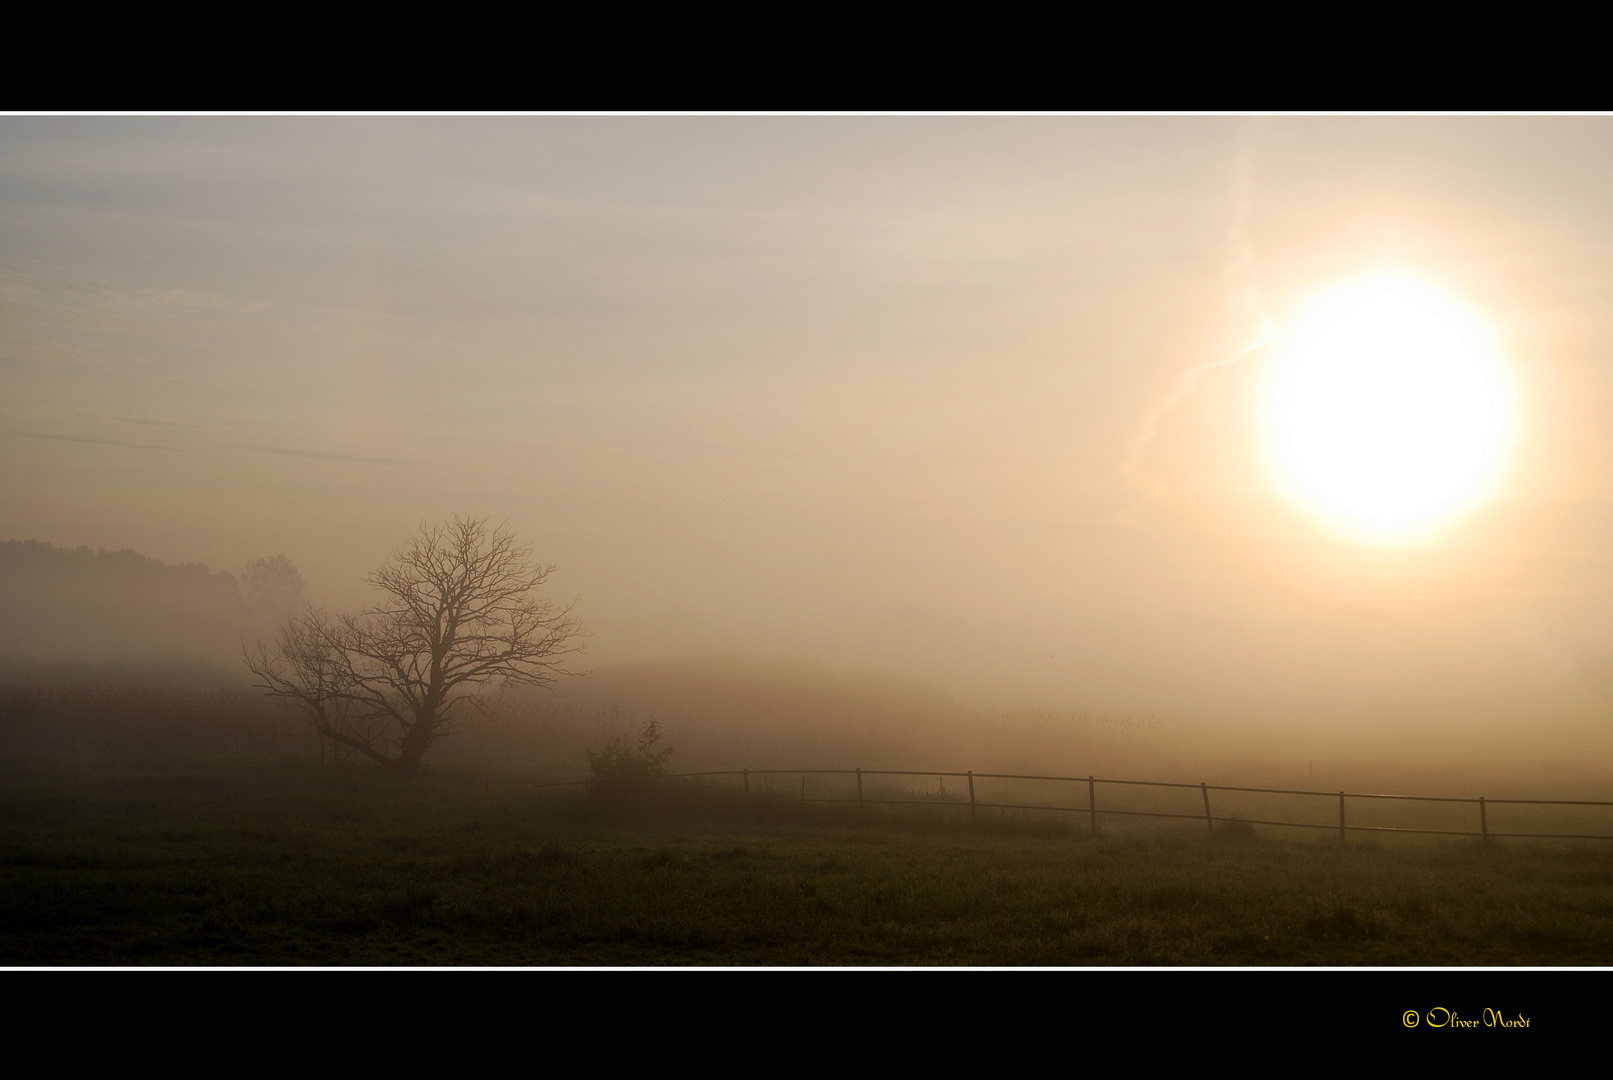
[856,768,864,811]
[1479,797,1490,846]
[743,768,750,795]
[1088,776,1098,837]
[967,771,977,821]
[1338,791,1346,843]
[1201,782,1214,836]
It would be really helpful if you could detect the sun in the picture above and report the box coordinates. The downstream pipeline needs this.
[1262,273,1514,541]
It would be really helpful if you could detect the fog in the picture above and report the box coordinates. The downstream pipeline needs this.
[5,117,1613,783]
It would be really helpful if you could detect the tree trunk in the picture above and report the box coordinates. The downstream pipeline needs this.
[391,718,436,779]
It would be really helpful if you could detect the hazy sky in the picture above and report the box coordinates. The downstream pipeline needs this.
[6,116,1613,752]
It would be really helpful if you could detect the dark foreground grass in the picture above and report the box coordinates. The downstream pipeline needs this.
[4,757,1613,966]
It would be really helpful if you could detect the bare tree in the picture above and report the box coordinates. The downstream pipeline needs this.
[246,516,584,777]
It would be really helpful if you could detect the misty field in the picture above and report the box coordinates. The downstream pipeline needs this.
[4,757,1613,966]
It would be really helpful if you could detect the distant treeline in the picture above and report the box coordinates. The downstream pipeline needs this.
[4,655,1602,798]
[0,655,1173,782]
[0,683,313,757]
[479,656,1172,780]
[0,539,301,673]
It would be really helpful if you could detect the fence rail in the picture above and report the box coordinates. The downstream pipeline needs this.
[537,766,1613,842]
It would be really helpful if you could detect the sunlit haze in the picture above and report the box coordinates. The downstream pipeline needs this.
[6,116,1613,775]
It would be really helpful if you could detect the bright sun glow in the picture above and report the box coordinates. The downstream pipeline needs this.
[1263,273,1514,541]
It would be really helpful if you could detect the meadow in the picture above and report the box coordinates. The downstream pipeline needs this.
[4,755,1613,967]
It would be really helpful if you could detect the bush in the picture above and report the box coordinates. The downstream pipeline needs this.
[585,719,674,783]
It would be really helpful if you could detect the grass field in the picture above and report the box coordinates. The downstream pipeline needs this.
[3,756,1613,966]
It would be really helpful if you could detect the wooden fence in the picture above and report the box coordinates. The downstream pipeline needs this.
[539,767,1613,842]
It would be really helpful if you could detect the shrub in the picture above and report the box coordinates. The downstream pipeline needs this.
[585,719,674,783]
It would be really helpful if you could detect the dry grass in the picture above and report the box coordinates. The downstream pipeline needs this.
[4,757,1613,966]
